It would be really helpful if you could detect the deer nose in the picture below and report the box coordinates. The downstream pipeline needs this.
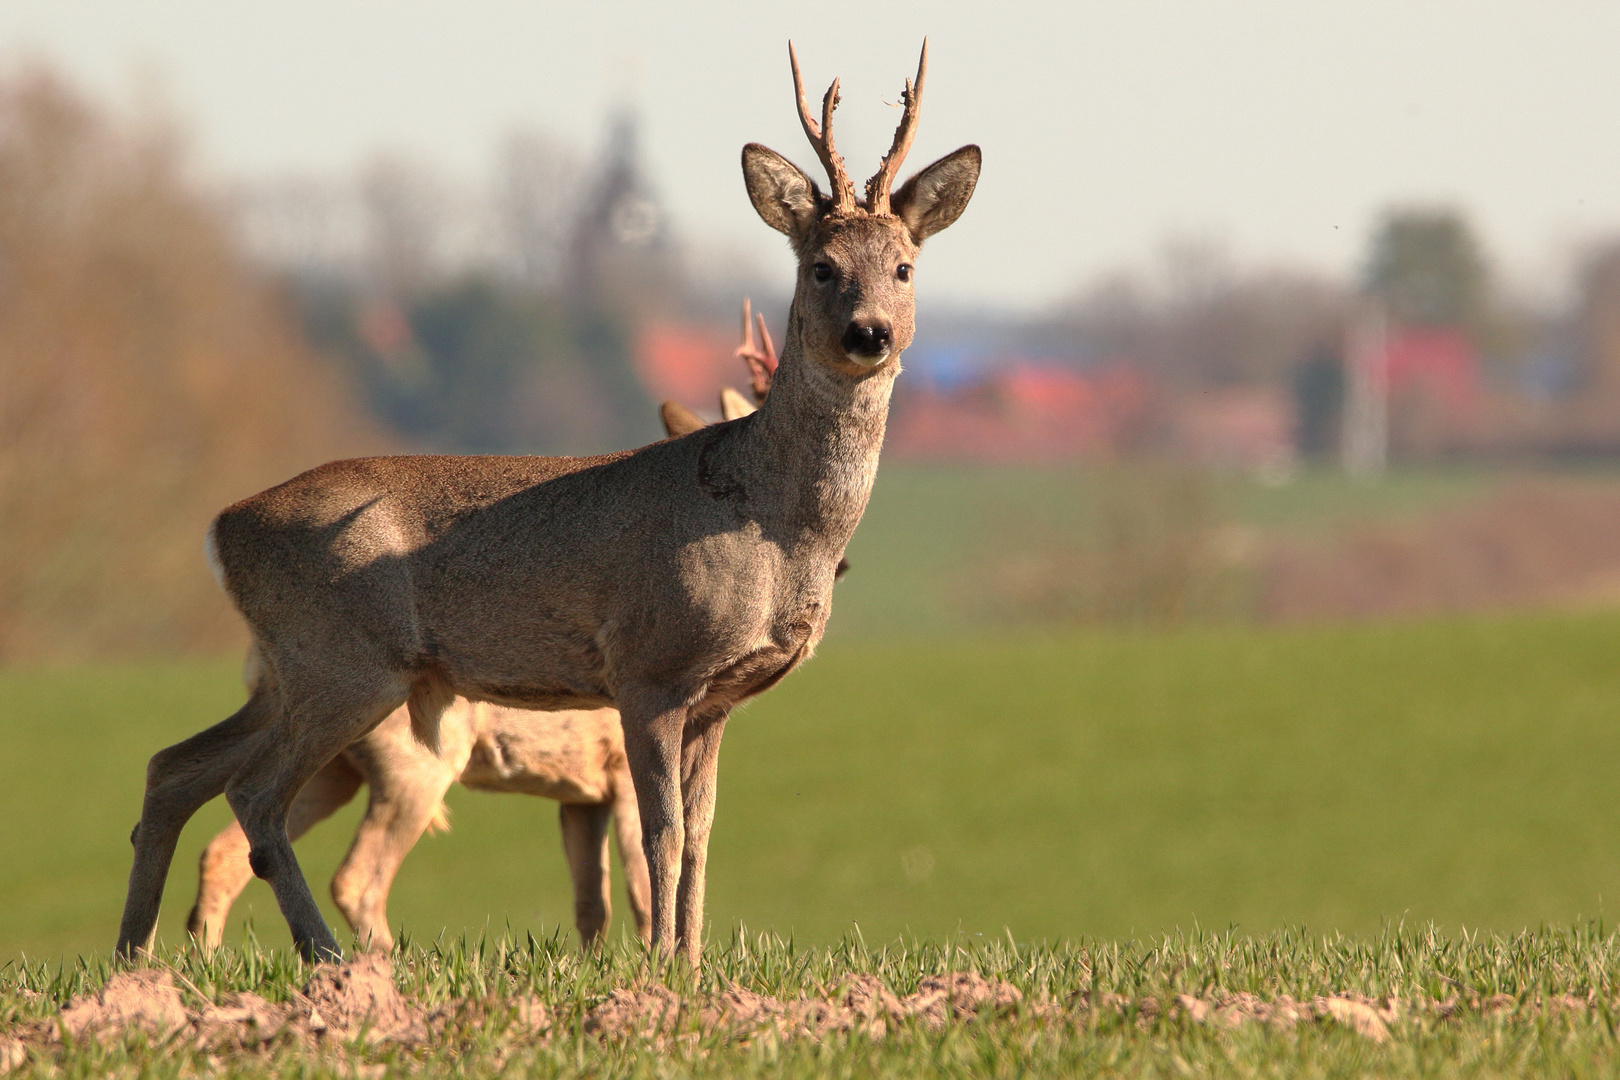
[841,319,893,361]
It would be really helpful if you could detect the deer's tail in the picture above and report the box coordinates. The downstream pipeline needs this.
[405,669,455,756]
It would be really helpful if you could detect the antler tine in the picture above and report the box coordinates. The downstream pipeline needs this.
[788,41,857,213]
[865,38,929,216]
[755,312,777,372]
[735,298,778,403]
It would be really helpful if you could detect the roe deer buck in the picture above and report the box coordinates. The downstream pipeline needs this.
[189,311,808,954]
[117,40,978,964]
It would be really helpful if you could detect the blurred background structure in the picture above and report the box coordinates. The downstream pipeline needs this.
[10,1,1620,957]
[4,3,1620,654]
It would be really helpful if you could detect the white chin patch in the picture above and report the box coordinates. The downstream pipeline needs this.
[846,349,891,367]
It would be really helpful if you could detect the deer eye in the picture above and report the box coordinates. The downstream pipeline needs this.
[896,263,913,283]
[812,262,833,283]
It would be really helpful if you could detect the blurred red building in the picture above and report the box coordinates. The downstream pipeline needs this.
[634,322,741,410]
[1382,326,1481,413]
[886,361,1154,461]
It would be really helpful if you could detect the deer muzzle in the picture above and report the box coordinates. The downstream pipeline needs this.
[841,319,893,366]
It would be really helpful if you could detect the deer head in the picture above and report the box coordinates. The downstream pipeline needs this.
[741,41,980,373]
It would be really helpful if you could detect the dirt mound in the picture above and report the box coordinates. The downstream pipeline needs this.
[21,959,1610,1063]
[841,973,903,1021]
[57,969,188,1041]
[1316,996,1390,1042]
[1083,990,1403,1041]
[7,956,460,1058]
[0,1036,26,1073]
[192,991,294,1049]
[579,970,1025,1043]
[295,953,421,1042]
[905,972,1024,1029]
[583,986,683,1039]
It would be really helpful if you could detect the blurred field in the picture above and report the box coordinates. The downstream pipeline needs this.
[833,460,1620,634]
[7,605,1620,962]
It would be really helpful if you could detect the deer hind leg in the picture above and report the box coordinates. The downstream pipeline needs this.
[224,673,408,962]
[329,723,460,953]
[608,765,652,943]
[559,802,613,948]
[616,685,689,959]
[187,754,363,951]
[116,688,279,959]
[676,710,728,966]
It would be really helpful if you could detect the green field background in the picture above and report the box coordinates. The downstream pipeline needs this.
[7,609,1620,962]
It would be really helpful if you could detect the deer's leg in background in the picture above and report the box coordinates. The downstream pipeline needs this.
[116,689,279,958]
[609,766,653,942]
[618,687,689,957]
[560,802,613,947]
[188,754,363,950]
[327,729,459,952]
[676,710,727,966]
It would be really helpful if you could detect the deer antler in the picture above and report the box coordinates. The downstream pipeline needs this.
[789,42,857,214]
[736,298,777,404]
[865,39,928,216]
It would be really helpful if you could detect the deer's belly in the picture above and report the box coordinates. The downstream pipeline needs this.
[457,720,615,803]
[428,614,613,710]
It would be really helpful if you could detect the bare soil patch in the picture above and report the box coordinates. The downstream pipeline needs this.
[581,969,1024,1042]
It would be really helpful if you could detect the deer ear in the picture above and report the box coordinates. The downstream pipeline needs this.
[719,386,757,421]
[890,144,980,244]
[743,143,820,239]
[660,400,706,438]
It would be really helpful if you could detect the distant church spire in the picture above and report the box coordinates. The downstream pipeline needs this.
[568,108,676,316]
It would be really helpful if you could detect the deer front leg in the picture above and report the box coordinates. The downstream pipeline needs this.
[559,803,613,947]
[676,711,727,966]
[617,687,688,958]
[188,754,363,950]
[608,767,653,942]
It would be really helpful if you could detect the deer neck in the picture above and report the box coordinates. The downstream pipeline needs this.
[735,301,896,547]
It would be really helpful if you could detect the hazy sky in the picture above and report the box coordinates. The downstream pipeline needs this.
[2,1,1618,311]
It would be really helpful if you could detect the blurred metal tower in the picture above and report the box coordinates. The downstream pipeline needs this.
[1342,300,1389,478]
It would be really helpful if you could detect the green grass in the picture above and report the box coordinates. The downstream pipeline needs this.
[9,927,1620,1077]
[7,609,1620,962]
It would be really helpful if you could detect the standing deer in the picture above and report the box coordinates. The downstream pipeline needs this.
[188,311,803,954]
[117,40,978,964]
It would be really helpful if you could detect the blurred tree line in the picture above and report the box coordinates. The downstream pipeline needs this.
[1049,208,1620,465]
[0,68,720,660]
[0,69,386,661]
[236,113,673,455]
[12,58,1620,658]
